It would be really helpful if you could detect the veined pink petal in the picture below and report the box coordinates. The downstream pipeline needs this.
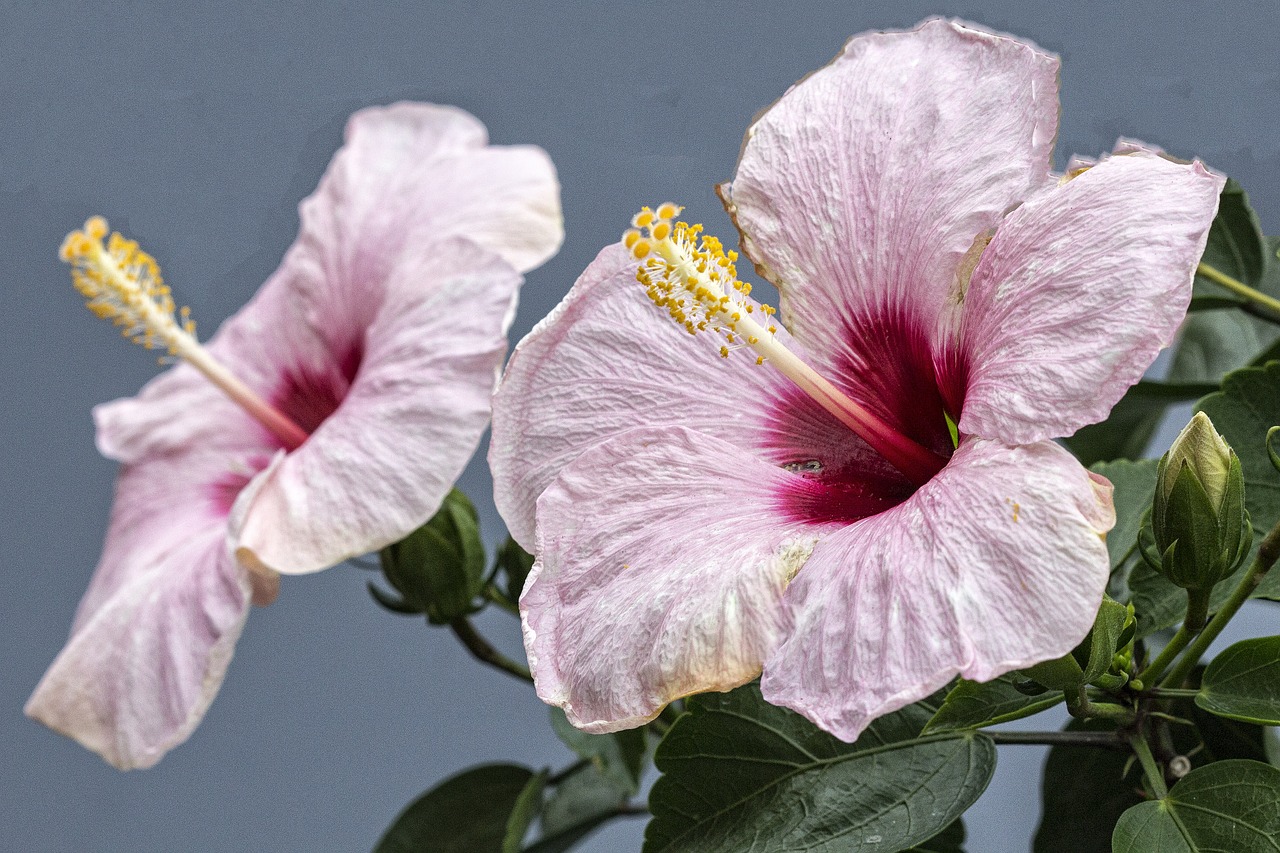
[959,150,1223,444]
[316,102,562,277]
[95,102,562,464]
[723,18,1058,371]
[234,237,521,574]
[25,455,256,770]
[490,242,792,549]
[523,426,817,731]
[762,439,1114,742]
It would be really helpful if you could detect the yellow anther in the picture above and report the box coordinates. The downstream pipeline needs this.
[60,216,197,357]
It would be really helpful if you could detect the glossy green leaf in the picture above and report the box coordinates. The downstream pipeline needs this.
[924,674,1063,733]
[1091,458,1158,603]
[644,683,994,853]
[550,709,647,795]
[375,764,536,853]
[1033,721,1140,853]
[1112,760,1280,852]
[1197,637,1280,725]
[1193,178,1266,298]
[1168,667,1270,766]
[1065,382,1214,466]
[504,771,548,853]
[906,820,966,852]
[528,763,628,853]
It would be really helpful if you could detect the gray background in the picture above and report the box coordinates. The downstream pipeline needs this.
[3,1,1278,850]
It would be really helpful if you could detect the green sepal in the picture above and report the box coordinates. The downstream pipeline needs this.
[1080,596,1131,685]
[1021,596,1129,692]
[1160,464,1231,590]
[495,536,536,602]
[379,488,487,624]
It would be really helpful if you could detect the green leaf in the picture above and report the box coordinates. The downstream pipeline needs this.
[1112,760,1280,852]
[924,675,1062,733]
[906,820,966,852]
[1169,310,1278,385]
[1197,637,1280,725]
[496,536,536,601]
[529,763,628,853]
[1193,178,1266,298]
[1091,459,1158,602]
[1065,382,1214,466]
[504,771,548,853]
[1033,721,1141,853]
[380,489,487,624]
[643,683,994,853]
[1167,667,1270,766]
[375,764,536,853]
[550,709,648,796]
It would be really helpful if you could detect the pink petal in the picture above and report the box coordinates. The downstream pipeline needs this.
[233,237,522,574]
[762,439,1114,742]
[321,102,562,276]
[522,426,817,732]
[96,102,562,465]
[958,150,1223,444]
[25,455,256,769]
[722,18,1058,368]
[490,242,793,548]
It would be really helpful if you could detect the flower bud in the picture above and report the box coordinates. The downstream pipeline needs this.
[1151,412,1250,590]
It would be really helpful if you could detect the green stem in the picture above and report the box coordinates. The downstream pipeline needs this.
[1160,521,1280,689]
[482,581,520,617]
[1067,686,1136,725]
[1197,262,1280,317]
[1137,624,1195,685]
[547,758,591,785]
[449,617,534,683]
[1129,734,1169,799]
[1143,687,1201,700]
[986,729,1128,750]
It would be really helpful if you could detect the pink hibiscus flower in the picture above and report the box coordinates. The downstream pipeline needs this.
[490,20,1222,741]
[27,102,563,769]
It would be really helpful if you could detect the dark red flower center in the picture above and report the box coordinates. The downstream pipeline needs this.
[208,341,364,515]
[766,306,968,526]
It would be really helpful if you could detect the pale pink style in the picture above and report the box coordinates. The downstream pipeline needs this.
[491,20,1222,741]
[28,102,563,769]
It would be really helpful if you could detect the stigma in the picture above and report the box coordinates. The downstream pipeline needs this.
[624,205,949,486]
[60,217,310,452]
